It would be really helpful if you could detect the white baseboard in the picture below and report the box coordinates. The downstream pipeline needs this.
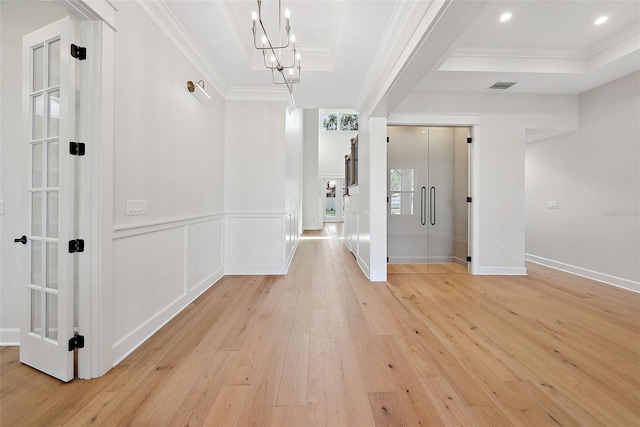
[302,224,322,230]
[525,254,640,293]
[283,239,300,274]
[357,255,370,280]
[0,328,20,346]
[475,266,528,275]
[112,269,223,365]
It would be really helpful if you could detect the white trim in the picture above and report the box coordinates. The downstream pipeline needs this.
[357,256,371,280]
[388,256,459,264]
[64,0,117,31]
[388,114,480,126]
[525,254,640,294]
[383,117,481,276]
[113,213,224,237]
[225,87,290,102]
[354,0,420,113]
[475,267,528,275]
[0,329,20,346]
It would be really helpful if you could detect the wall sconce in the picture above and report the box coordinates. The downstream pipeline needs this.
[186,80,211,100]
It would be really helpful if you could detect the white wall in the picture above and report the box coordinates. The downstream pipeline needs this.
[225,101,286,213]
[110,1,225,363]
[286,108,303,213]
[0,1,70,344]
[319,127,358,177]
[343,116,388,281]
[286,108,303,259]
[384,92,579,275]
[224,101,300,274]
[526,72,640,291]
[302,109,321,230]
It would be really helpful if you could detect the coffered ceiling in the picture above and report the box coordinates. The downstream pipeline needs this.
[142,0,640,110]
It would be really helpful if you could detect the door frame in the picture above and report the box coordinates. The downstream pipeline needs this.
[387,114,480,275]
[60,0,116,379]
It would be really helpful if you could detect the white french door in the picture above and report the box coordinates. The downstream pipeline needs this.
[20,17,78,382]
[322,177,345,222]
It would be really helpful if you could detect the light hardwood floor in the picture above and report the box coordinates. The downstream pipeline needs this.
[1,223,639,426]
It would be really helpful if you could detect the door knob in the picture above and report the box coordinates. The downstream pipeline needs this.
[14,235,27,245]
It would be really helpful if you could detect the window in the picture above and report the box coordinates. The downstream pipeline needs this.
[322,113,338,131]
[340,113,358,131]
[322,112,358,131]
[389,168,414,215]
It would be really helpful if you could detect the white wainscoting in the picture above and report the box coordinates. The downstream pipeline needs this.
[111,214,224,365]
[225,209,300,275]
[356,211,370,278]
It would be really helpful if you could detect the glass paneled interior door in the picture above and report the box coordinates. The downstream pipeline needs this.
[20,17,77,382]
[387,126,469,271]
[387,127,429,262]
[323,178,345,222]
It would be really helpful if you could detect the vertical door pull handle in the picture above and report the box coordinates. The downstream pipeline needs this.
[430,187,436,225]
[420,187,426,225]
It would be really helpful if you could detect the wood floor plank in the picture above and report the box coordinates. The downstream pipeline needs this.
[202,384,251,426]
[276,332,310,407]
[367,392,410,427]
[2,223,639,426]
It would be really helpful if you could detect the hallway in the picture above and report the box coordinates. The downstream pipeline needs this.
[1,224,639,426]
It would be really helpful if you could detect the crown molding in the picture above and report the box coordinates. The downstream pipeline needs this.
[354,0,422,114]
[589,23,640,57]
[135,0,227,98]
[450,46,587,59]
[225,87,290,102]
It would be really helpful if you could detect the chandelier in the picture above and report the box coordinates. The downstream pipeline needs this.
[251,0,302,94]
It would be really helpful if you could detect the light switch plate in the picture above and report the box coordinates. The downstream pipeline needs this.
[126,200,148,215]
[0,200,4,215]
[547,201,558,209]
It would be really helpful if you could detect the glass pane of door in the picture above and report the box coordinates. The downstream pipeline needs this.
[426,127,469,273]
[387,126,429,263]
[426,128,455,271]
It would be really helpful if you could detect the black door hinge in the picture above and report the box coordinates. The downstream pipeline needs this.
[387,196,389,203]
[69,142,85,156]
[467,196,472,202]
[386,137,390,143]
[387,257,389,263]
[467,137,472,144]
[466,256,472,262]
[68,239,85,253]
[68,333,85,351]
[70,44,86,60]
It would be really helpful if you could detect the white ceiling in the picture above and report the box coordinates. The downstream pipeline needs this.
[414,0,640,95]
[152,0,640,109]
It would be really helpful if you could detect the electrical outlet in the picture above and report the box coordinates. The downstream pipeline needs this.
[547,201,559,209]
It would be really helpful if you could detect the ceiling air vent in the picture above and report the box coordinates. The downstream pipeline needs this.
[489,81,517,90]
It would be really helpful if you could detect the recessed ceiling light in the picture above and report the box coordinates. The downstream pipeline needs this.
[594,16,608,25]
[500,13,512,22]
